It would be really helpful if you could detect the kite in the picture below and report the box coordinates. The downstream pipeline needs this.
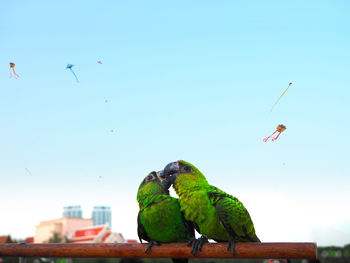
[25,168,33,176]
[66,64,79,83]
[9,62,20,79]
[270,82,292,112]
[97,61,102,64]
[263,124,286,142]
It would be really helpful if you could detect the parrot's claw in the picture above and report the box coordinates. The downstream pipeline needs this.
[227,237,237,256]
[145,240,160,254]
[187,237,196,246]
[188,236,208,256]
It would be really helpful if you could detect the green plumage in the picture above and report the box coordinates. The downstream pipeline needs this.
[172,160,260,243]
[137,172,194,244]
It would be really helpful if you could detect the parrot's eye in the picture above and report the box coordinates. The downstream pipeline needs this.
[146,175,153,182]
[183,166,191,173]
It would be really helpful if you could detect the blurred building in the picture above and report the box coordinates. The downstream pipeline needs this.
[126,239,138,243]
[92,206,111,227]
[70,224,124,243]
[25,237,34,243]
[35,217,93,243]
[63,205,83,218]
[0,236,10,243]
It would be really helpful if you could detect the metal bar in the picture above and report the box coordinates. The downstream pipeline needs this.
[0,243,316,259]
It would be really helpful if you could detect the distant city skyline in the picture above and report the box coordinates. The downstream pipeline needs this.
[63,205,82,219]
[92,206,112,227]
[35,205,114,243]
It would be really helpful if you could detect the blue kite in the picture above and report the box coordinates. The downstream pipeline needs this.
[66,64,79,83]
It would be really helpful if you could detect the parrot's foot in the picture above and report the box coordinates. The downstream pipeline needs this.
[227,237,238,255]
[188,236,208,256]
[145,240,160,254]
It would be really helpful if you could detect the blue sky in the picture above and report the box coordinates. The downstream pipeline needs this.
[1,1,349,246]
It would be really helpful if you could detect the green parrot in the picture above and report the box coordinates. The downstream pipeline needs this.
[159,160,260,256]
[137,171,194,263]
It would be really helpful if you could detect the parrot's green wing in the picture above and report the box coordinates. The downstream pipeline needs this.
[208,185,260,242]
[180,212,196,238]
[137,212,150,243]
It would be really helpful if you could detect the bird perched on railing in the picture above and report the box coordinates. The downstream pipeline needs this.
[137,171,194,263]
[160,160,260,256]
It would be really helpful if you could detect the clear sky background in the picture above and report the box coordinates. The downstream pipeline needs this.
[0,1,349,246]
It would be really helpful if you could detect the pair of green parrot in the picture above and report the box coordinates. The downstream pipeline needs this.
[137,160,260,262]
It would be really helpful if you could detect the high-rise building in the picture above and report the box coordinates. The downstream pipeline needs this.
[63,205,83,218]
[92,206,111,227]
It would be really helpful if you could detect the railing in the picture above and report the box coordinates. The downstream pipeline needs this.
[0,243,317,259]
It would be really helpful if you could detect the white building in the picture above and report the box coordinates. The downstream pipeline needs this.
[70,224,125,243]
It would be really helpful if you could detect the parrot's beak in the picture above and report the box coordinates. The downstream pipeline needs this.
[156,170,171,189]
[156,171,163,182]
[157,170,163,179]
[161,177,172,190]
[159,161,180,189]
[161,161,180,178]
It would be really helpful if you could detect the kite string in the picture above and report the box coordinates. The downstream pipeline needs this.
[270,84,292,112]
[70,68,79,83]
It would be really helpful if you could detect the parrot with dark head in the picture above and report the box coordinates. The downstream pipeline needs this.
[137,171,194,263]
[159,160,260,256]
